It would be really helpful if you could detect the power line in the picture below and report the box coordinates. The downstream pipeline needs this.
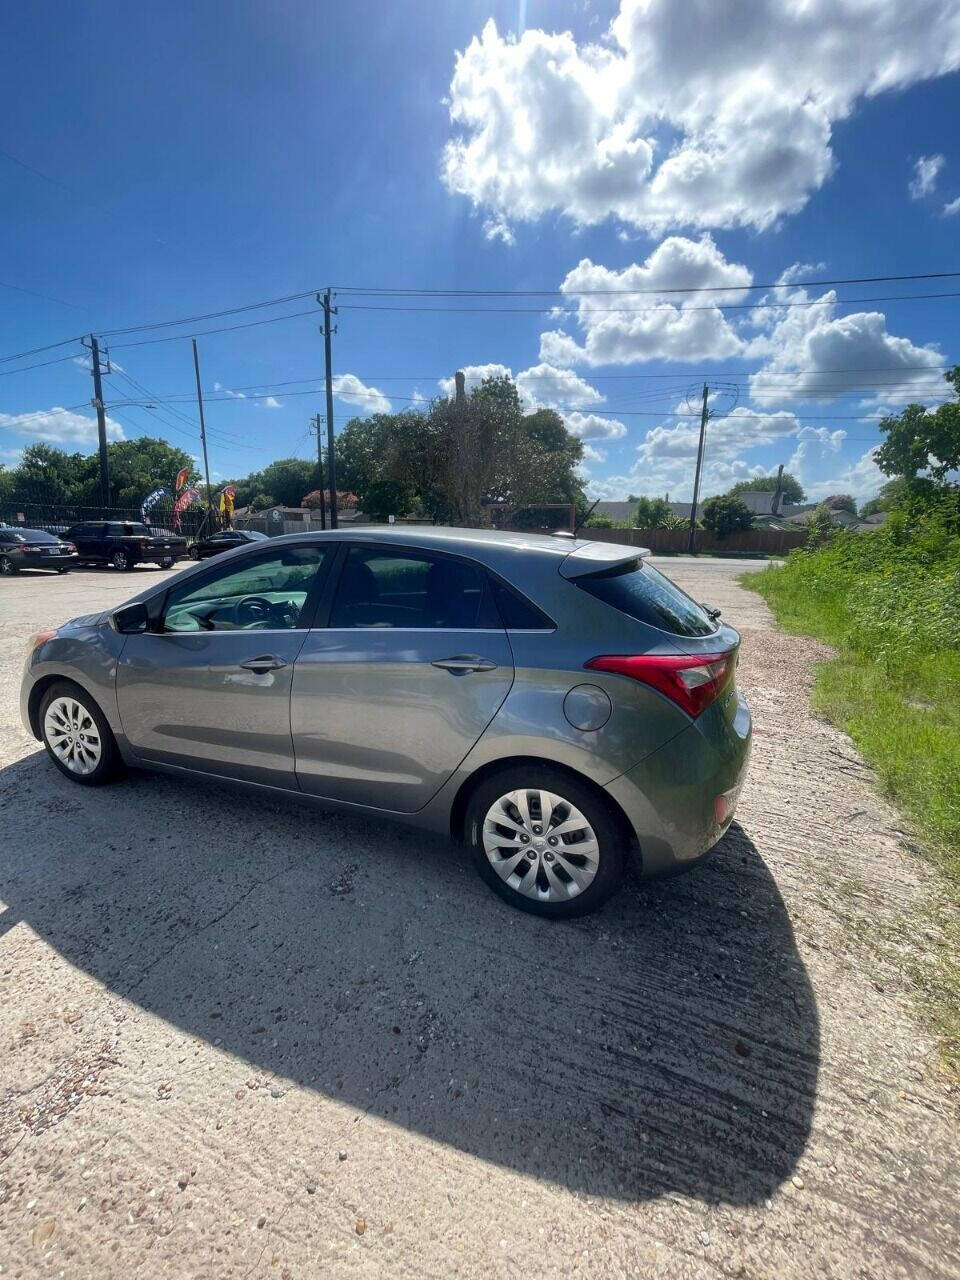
[2,263,959,365]
[108,307,322,349]
[333,269,960,297]
[0,353,83,377]
[337,290,960,316]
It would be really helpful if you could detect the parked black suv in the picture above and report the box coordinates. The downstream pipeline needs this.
[65,521,188,571]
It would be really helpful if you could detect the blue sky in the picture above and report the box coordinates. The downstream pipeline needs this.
[2,0,960,503]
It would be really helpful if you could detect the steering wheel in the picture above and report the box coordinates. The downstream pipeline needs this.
[234,595,273,627]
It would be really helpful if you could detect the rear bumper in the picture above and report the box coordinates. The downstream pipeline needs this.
[604,690,752,876]
[10,552,77,571]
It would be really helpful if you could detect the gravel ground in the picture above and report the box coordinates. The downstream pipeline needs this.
[0,557,957,1279]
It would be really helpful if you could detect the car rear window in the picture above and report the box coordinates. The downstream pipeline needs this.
[576,559,718,636]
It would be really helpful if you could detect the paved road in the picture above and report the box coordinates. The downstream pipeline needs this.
[0,558,957,1278]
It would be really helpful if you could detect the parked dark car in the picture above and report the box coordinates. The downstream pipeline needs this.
[190,528,268,560]
[64,521,187,571]
[0,528,78,575]
[21,528,751,918]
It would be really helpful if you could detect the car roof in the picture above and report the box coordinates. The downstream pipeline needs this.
[266,525,592,560]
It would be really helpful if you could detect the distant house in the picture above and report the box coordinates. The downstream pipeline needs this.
[591,499,693,524]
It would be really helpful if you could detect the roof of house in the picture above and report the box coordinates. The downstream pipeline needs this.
[592,499,694,523]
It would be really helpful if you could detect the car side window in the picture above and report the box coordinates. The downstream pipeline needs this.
[162,545,330,633]
[106,522,126,536]
[329,546,498,629]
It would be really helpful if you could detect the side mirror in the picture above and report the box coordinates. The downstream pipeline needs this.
[113,601,149,634]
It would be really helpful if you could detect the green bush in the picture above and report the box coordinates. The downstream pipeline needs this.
[747,489,960,879]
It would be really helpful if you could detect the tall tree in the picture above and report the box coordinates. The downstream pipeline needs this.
[875,366,960,483]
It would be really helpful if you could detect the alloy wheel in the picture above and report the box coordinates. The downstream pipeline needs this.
[482,788,600,902]
[112,550,128,570]
[43,697,102,776]
[0,556,13,575]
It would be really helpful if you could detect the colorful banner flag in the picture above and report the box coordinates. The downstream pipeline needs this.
[175,466,190,492]
[219,486,236,523]
[141,486,169,523]
[172,486,200,531]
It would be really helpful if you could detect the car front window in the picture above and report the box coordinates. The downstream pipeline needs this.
[163,545,330,632]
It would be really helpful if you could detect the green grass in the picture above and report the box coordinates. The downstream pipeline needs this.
[745,566,960,878]
[743,549,960,1071]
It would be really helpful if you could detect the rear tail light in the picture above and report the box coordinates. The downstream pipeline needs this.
[585,651,735,718]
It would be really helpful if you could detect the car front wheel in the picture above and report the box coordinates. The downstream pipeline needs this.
[465,765,625,918]
[39,681,124,786]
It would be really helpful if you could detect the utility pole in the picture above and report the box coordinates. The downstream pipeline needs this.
[318,288,339,528]
[312,413,327,530]
[191,339,215,525]
[771,462,785,516]
[687,382,710,554]
[84,335,111,511]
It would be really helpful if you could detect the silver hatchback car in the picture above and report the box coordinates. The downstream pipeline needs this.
[21,528,751,917]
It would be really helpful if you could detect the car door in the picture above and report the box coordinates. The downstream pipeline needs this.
[116,542,333,788]
[291,543,514,812]
[67,523,102,560]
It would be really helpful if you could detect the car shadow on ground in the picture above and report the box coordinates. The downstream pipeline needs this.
[0,751,818,1205]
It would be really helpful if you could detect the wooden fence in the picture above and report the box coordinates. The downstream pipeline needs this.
[582,525,808,555]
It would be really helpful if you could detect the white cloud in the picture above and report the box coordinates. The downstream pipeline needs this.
[789,435,885,502]
[214,381,247,400]
[581,443,607,462]
[909,153,945,199]
[443,5,960,238]
[515,362,605,409]
[748,286,945,406]
[944,195,960,216]
[564,411,627,440]
[438,363,513,398]
[544,236,751,365]
[263,396,282,409]
[0,407,125,446]
[331,374,391,415]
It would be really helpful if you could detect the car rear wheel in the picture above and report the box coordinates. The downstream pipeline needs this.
[57,567,70,574]
[39,681,123,786]
[465,765,625,918]
[0,555,17,575]
[159,557,174,568]
[111,549,132,571]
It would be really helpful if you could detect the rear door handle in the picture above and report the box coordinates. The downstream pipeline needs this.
[239,655,288,673]
[431,655,498,673]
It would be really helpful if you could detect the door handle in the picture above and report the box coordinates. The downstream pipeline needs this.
[239,655,288,673]
[431,655,498,673]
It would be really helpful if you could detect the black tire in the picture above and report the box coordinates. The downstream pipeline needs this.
[38,680,124,787]
[159,557,174,568]
[57,567,70,574]
[111,549,133,571]
[0,554,17,576]
[465,764,625,919]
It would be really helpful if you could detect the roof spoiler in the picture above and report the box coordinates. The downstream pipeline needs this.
[559,540,650,579]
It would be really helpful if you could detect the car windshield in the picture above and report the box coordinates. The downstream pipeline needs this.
[576,559,719,637]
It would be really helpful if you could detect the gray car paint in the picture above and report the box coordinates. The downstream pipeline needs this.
[21,527,751,874]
